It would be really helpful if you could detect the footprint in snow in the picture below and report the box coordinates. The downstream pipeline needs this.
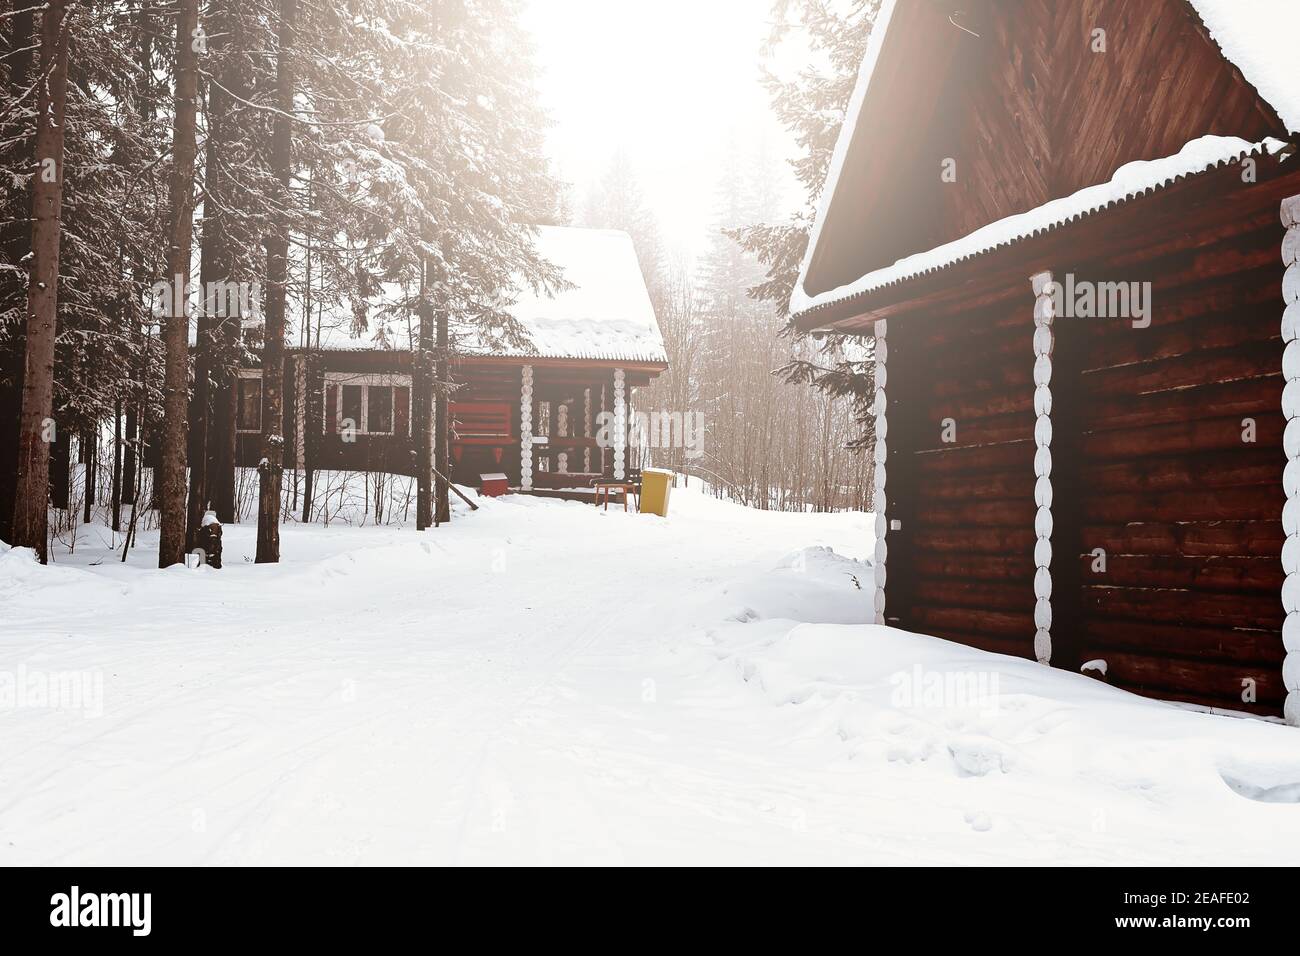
[947,736,1016,777]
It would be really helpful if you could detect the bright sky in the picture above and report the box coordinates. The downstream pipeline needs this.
[521,0,803,267]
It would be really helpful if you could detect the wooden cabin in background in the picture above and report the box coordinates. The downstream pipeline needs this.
[790,0,1300,722]
[232,226,667,491]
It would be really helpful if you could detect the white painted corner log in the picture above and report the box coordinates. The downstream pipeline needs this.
[1281,195,1300,726]
[1030,271,1055,665]
[583,386,592,473]
[520,365,534,491]
[613,368,627,480]
[872,318,888,625]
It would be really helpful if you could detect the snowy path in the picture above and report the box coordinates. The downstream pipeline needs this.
[4,489,1300,865]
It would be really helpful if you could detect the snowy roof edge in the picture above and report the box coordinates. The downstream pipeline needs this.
[792,135,1288,321]
[288,225,668,365]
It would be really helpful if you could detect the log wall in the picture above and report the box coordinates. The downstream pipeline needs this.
[889,301,1037,660]
[1069,251,1286,715]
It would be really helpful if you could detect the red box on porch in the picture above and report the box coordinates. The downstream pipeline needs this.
[479,473,509,497]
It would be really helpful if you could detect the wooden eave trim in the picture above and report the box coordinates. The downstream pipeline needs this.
[795,148,1300,335]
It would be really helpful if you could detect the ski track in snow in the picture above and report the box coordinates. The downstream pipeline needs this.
[3,487,1300,865]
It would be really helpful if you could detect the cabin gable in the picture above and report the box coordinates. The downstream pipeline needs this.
[803,0,1288,301]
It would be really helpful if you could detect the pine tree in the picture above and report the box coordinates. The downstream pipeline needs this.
[9,0,72,561]
[731,0,879,453]
[254,0,298,564]
[158,0,202,567]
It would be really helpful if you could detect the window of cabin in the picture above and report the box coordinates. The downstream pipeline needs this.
[340,385,363,432]
[326,379,409,436]
[237,377,262,432]
[367,385,394,434]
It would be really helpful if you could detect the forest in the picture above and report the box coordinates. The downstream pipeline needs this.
[0,0,877,569]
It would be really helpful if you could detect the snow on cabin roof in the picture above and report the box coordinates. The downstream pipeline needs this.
[791,0,1300,323]
[1188,0,1300,136]
[457,226,666,364]
[295,226,667,365]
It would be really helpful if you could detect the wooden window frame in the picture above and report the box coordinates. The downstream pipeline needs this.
[322,372,412,436]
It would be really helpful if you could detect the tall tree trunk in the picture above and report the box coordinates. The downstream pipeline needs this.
[158,0,201,568]
[414,261,433,530]
[82,427,96,525]
[206,0,250,526]
[0,4,37,544]
[10,0,71,562]
[111,399,123,531]
[186,8,227,549]
[256,0,296,563]
[433,263,451,526]
[123,393,138,505]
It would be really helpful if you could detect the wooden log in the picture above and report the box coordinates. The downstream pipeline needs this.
[1080,449,1278,493]
[929,363,1033,401]
[923,389,1033,423]
[1075,646,1286,708]
[915,439,1032,476]
[1082,342,1280,397]
[1081,286,1281,371]
[908,605,1034,641]
[915,498,1031,528]
[917,470,1035,501]
[913,552,1035,581]
[1080,376,1278,432]
[1080,585,1282,627]
[913,578,1028,612]
[1080,485,1281,523]
[920,321,1035,375]
[1077,553,1283,593]
[1081,520,1284,558]
[1081,412,1283,459]
[1077,617,1283,664]
[913,525,1037,555]
[913,409,1033,451]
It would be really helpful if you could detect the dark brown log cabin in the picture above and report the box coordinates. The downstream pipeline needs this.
[233,226,668,489]
[790,0,1300,722]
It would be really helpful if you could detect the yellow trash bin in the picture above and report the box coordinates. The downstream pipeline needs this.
[640,468,674,516]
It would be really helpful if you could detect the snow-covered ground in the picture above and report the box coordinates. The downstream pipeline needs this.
[3,487,1300,865]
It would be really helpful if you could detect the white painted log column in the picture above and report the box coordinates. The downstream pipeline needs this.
[520,365,534,491]
[613,368,627,480]
[1281,195,1300,726]
[294,356,307,469]
[583,387,592,472]
[871,320,888,625]
[557,402,569,474]
[1031,271,1055,665]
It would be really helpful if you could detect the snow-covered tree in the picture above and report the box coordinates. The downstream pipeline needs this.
[730,0,879,452]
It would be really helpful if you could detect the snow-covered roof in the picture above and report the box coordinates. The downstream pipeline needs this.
[458,226,666,364]
[792,0,1300,322]
[301,226,666,365]
[1189,0,1300,135]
